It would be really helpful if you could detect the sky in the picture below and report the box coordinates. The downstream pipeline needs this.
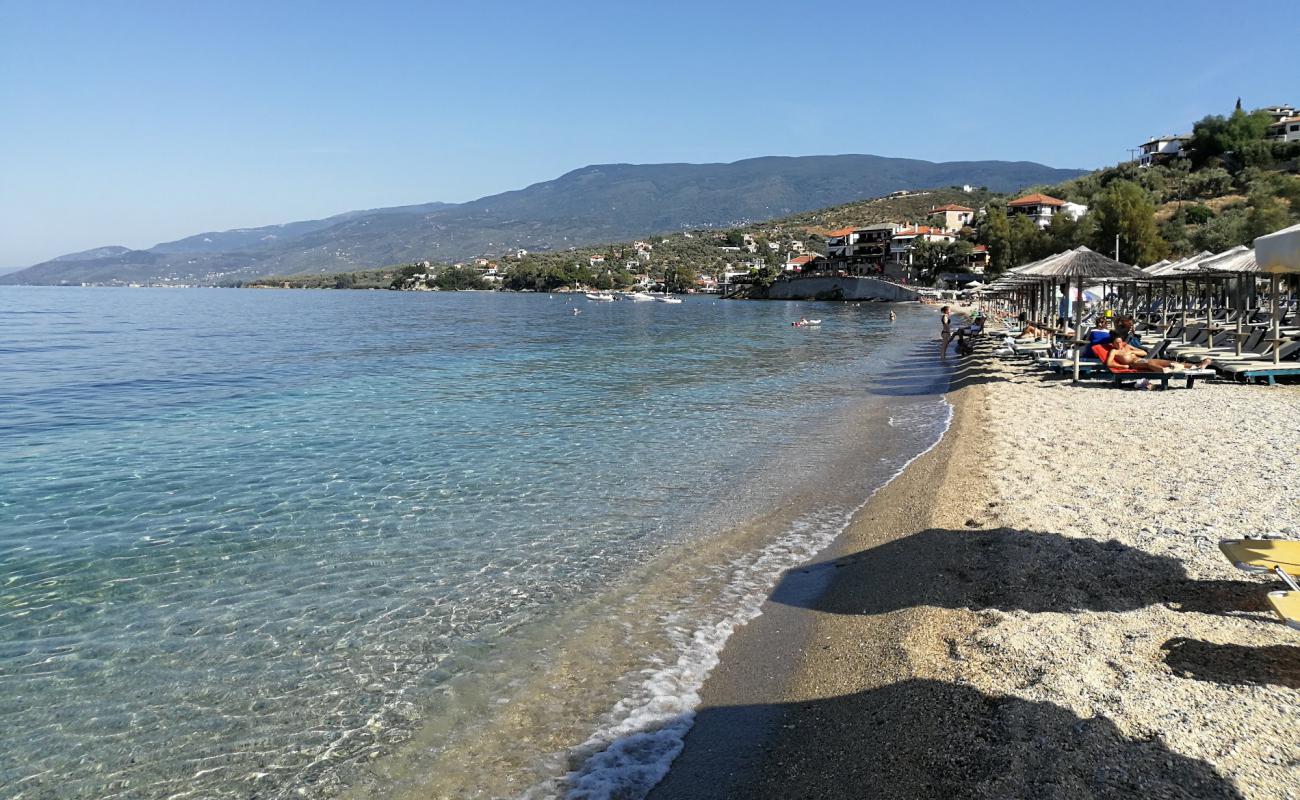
[1,0,1297,267]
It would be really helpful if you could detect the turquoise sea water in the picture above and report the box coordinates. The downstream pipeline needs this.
[0,287,951,799]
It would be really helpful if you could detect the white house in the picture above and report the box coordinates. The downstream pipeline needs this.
[1138,135,1187,166]
[1007,193,1067,228]
[1060,201,1089,221]
[785,254,817,272]
[1266,116,1300,142]
[1263,105,1297,124]
[889,226,956,264]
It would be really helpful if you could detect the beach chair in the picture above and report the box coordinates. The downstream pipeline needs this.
[1173,328,1267,360]
[1089,344,1213,389]
[1215,362,1300,385]
[1219,538,1300,578]
[1267,592,1300,631]
[1220,539,1300,630]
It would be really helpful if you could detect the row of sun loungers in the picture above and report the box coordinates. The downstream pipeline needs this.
[987,314,1300,387]
[1137,317,1300,385]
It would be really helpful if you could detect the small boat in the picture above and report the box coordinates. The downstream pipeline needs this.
[655,294,683,304]
[585,292,615,301]
[624,292,655,302]
[792,319,822,327]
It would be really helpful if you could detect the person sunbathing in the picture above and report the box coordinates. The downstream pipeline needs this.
[1102,334,1210,372]
[1015,323,1047,341]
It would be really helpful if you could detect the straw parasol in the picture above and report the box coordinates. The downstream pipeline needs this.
[1018,247,1148,382]
[1195,245,1256,274]
[1252,223,1300,363]
[1189,246,1258,355]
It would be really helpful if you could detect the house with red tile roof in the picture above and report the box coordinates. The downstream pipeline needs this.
[784,253,817,272]
[1007,193,1067,228]
[928,203,975,232]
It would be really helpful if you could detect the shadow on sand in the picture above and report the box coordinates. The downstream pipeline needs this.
[768,526,1267,618]
[638,678,1244,799]
[1162,637,1300,690]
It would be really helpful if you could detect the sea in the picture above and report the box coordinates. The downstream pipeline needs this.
[0,287,953,800]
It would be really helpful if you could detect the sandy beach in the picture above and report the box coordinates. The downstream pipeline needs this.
[652,343,1300,798]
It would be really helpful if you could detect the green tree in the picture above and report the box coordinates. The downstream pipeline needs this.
[1088,180,1169,265]
[1183,204,1215,225]
[1192,208,1248,252]
[1246,189,1290,239]
[433,266,489,290]
[1007,214,1048,265]
[1184,167,1234,199]
[976,202,1013,273]
[1187,108,1274,168]
[1045,209,1087,253]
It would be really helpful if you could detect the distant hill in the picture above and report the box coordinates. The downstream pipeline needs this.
[2,155,1085,286]
[50,246,133,262]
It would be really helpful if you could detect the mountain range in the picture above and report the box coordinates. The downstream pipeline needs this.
[2,155,1086,286]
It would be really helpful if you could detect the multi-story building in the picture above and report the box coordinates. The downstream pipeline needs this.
[927,203,975,232]
[1138,135,1187,166]
[1267,116,1300,142]
[888,226,956,266]
[1263,105,1297,123]
[1007,193,1067,228]
[823,223,897,275]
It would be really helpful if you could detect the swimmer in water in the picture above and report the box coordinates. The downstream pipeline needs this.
[889,310,896,322]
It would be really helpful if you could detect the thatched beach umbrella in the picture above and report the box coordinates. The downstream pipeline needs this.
[1194,246,1259,355]
[1252,222,1300,364]
[1019,247,1149,381]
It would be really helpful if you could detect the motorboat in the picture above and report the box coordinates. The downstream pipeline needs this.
[623,292,655,302]
[654,294,683,304]
[585,292,615,301]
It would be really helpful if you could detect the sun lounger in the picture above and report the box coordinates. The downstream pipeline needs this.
[1174,329,1268,360]
[1266,591,1300,631]
[1222,538,1300,630]
[1219,539,1300,578]
[1214,363,1300,385]
[1088,344,1213,389]
[1210,339,1300,365]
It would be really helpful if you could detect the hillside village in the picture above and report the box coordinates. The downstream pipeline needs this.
[248,102,1300,295]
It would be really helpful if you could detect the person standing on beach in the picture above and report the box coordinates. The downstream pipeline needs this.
[939,305,952,359]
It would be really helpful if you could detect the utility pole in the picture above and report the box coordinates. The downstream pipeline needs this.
[1115,234,1121,262]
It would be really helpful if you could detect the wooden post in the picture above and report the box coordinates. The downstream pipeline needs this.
[1072,274,1084,383]
[1272,273,1282,365]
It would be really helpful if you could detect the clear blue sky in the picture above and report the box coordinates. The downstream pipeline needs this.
[1,0,1296,266]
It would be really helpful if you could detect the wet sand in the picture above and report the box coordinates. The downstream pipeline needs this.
[651,352,1300,798]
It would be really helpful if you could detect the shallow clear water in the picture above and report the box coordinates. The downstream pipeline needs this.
[0,287,951,799]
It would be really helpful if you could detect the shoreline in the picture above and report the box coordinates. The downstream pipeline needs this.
[651,348,1300,799]
[649,351,990,799]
